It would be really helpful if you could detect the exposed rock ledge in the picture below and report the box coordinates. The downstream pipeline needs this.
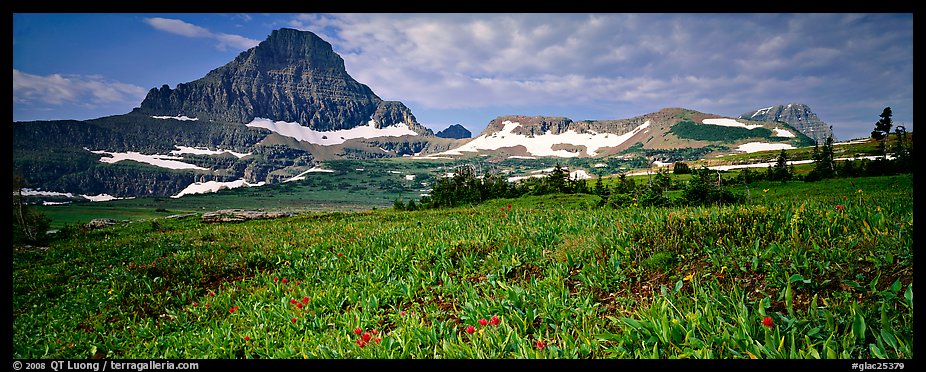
[201,209,294,223]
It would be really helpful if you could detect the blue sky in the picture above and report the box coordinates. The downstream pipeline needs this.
[12,13,913,140]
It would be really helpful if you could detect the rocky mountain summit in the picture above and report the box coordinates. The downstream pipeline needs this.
[133,28,432,136]
[740,103,833,142]
[435,124,472,139]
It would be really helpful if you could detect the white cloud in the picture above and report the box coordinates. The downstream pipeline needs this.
[144,17,259,51]
[13,69,147,107]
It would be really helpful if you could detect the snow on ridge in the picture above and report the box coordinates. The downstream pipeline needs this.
[771,128,795,138]
[702,118,763,130]
[152,115,198,121]
[283,167,336,183]
[735,142,796,153]
[245,118,417,146]
[751,106,774,118]
[171,179,265,198]
[405,174,416,181]
[171,146,250,159]
[87,149,206,170]
[508,156,537,159]
[437,120,651,158]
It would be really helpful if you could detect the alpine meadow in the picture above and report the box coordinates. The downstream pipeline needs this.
[12,14,914,363]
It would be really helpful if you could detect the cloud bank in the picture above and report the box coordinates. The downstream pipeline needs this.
[13,69,148,108]
[144,17,260,51]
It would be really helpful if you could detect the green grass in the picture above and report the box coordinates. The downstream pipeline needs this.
[13,173,912,359]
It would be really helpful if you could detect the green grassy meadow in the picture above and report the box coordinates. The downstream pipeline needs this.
[13,173,913,359]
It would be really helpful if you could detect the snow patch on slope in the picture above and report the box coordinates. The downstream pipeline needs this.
[172,179,265,198]
[735,142,796,153]
[87,149,207,170]
[245,118,417,146]
[701,118,763,130]
[283,167,336,183]
[171,146,251,159]
[771,128,795,137]
[152,115,198,121]
[438,120,651,157]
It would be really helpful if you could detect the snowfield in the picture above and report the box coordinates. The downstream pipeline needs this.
[701,118,763,130]
[772,128,796,137]
[735,142,796,153]
[87,149,207,170]
[171,146,251,159]
[172,179,265,198]
[437,120,651,157]
[283,167,336,183]
[18,189,131,202]
[152,115,198,121]
[245,118,417,146]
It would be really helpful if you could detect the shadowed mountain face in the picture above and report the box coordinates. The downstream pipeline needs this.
[435,124,472,139]
[133,28,432,136]
[740,103,833,142]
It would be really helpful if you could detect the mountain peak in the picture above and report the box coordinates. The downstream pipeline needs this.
[249,28,342,69]
[435,124,471,139]
[740,103,833,142]
[133,28,431,136]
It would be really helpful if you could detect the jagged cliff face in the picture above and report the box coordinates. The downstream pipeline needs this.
[740,103,833,142]
[133,28,432,136]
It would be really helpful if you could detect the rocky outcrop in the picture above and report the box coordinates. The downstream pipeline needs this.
[740,103,834,142]
[435,124,472,139]
[201,209,294,223]
[133,28,432,136]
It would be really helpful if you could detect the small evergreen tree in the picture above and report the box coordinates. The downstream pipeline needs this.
[673,161,690,175]
[871,107,893,157]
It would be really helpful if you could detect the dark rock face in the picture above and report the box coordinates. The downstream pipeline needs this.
[133,28,432,136]
[740,103,834,142]
[435,124,472,139]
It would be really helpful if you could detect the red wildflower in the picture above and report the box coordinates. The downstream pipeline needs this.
[370,329,378,335]
[296,302,303,309]
[204,303,210,308]
[356,339,366,348]
[290,298,297,304]
[244,336,250,341]
[478,318,488,326]
[291,317,297,323]
[274,276,279,282]
[209,291,216,297]
[374,337,382,344]
[362,332,372,342]
[835,205,846,211]
[535,340,546,349]
[465,325,475,334]
[399,311,406,316]
[354,327,363,335]
[507,204,512,211]
[192,302,198,307]
[501,207,506,212]
[842,195,847,201]
[762,316,774,328]
[295,281,300,285]
[282,278,288,283]
[490,315,500,326]
[302,296,310,304]
[338,253,343,257]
